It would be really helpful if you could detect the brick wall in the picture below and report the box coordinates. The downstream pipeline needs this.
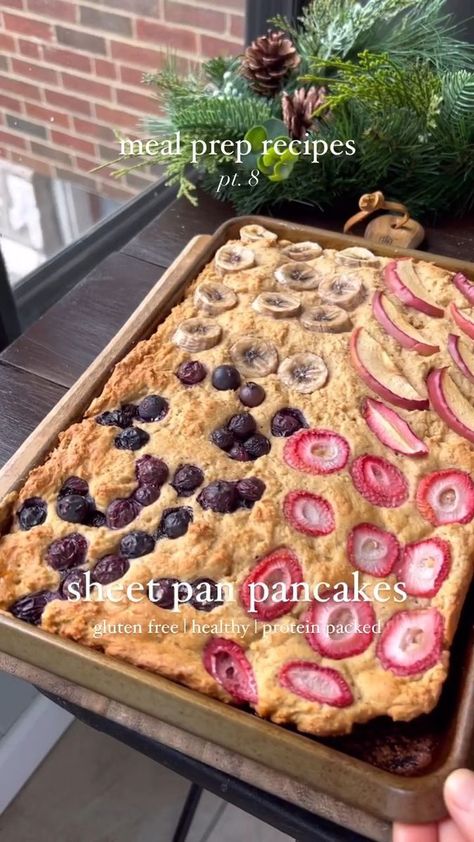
[0,0,245,200]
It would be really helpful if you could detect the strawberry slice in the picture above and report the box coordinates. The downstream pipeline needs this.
[240,548,304,620]
[396,538,451,597]
[283,490,335,537]
[347,522,400,576]
[377,608,443,676]
[283,429,350,474]
[305,591,375,659]
[350,455,409,508]
[279,661,353,707]
[416,469,474,525]
[361,398,428,457]
[203,637,257,704]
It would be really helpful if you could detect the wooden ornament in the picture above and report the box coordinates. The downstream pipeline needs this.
[344,191,425,249]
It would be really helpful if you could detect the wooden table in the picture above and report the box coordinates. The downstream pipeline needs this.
[1,192,473,842]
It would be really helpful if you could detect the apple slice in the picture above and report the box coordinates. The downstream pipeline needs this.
[362,397,428,456]
[372,291,439,356]
[449,301,474,340]
[447,334,474,384]
[453,271,474,305]
[426,367,474,444]
[350,328,429,411]
[384,260,444,318]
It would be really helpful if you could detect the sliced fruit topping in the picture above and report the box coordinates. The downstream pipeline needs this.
[278,352,328,394]
[449,301,474,340]
[176,360,207,385]
[347,523,400,576]
[384,260,444,317]
[203,638,257,704]
[9,589,57,624]
[350,455,409,508]
[230,336,279,377]
[215,243,255,274]
[92,554,129,585]
[271,407,307,438]
[372,291,439,356]
[194,281,237,315]
[172,318,222,352]
[279,661,353,707]
[350,328,429,411]
[396,538,451,597]
[283,490,335,537]
[416,469,474,526]
[240,224,277,244]
[253,290,301,319]
[426,367,474,445]
[377,608,443,676]
[336,246,378,267]
[156,506,193,539]
[319,274,364,310]
[447,334,474,384]
[274,261,321,290]
[283,429,349,474]
[211,364,241,391]
[240,548,303,620]
[46,533,88,571]
[239,381,266,407]
[171,464,204,496]
[305,592,375,658]
[300,304,352,334]
[106,498,141,530]
[361,397,428,457]
[280,241,322,262]
[197,480,238,513]
[17,497,47,530]
[114,426,150,451]
[137,395,169,422]
[453,271,474,305]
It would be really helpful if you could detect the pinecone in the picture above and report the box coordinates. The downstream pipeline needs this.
[282,86,327,140]
[241,30,300,98]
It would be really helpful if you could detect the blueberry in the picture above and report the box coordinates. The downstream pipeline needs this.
[171,464,204,496]
[239,381,265,407]
[271,407,307,437]
[176,361,207,385]
[137,395,169,422]
[149,577,181,609]
[96,404,137,428]
[197,481,238,513]
[60,569,88,600]
[10,589,57,624]
[46,533,88,570]
[87,510,106,528]
[58,476,88,497]
[228,412,257,440]
[210,427,234,451]
[190,577,223,612]
[18,497,47,531]
[114,426,150,451]
[236,477,266,504]
[243,434,271,460]
[56,494,91,524]
[119,530,155,558]
[92,554,129,585]
[135,455,168,486]
[228,442,251,461]
[211,365,241,391]
[133,484,161,506]
[106,498,141,530]
[156,507,193,540]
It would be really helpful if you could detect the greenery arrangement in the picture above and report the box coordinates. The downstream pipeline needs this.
[109,0,474,218]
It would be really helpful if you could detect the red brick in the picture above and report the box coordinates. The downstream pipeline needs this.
[11,151,52,175]
[0,130,27,149]
[42,45,91,72]
[116,87,155,114]
[3,12,53,40]
[199,33,241,58]
[18,38,41,58]
[0,93,22,113]
[95,103,141,131]
[110,41,165,69]
[94,58,116,79]
[0,74,38,100]
[135,19,196,53]
[75,155,99,173]
[11,58,58,85]
[62,72,111,100]
[25,101,70,128]
[73,116,114,142]
[31,140,73,165]
[164,1,226,33]
[1,0,24,8]
[27,0,76,20]
[0,33,16,52]
[230,13,244,40]
[120,66,145,87]
[45,89,91,116]
[51,129,96,156]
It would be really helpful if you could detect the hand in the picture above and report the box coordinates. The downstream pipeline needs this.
[393,769,474,842]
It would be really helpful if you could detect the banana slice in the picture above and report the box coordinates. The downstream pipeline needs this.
[281,241,323,261]
[253,291,301,319]
[230,336,279,377]
[278,353,328,394]
[240,224,277,244]
[275,262,321,291]
[215,244,255,275]
[194,282,237,315]
[319,274,365,309]
[336,246,379,267]
[173,318,222,352]
[300,305,352,333]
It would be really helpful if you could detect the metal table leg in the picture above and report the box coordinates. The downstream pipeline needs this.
[172,783,203,842]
